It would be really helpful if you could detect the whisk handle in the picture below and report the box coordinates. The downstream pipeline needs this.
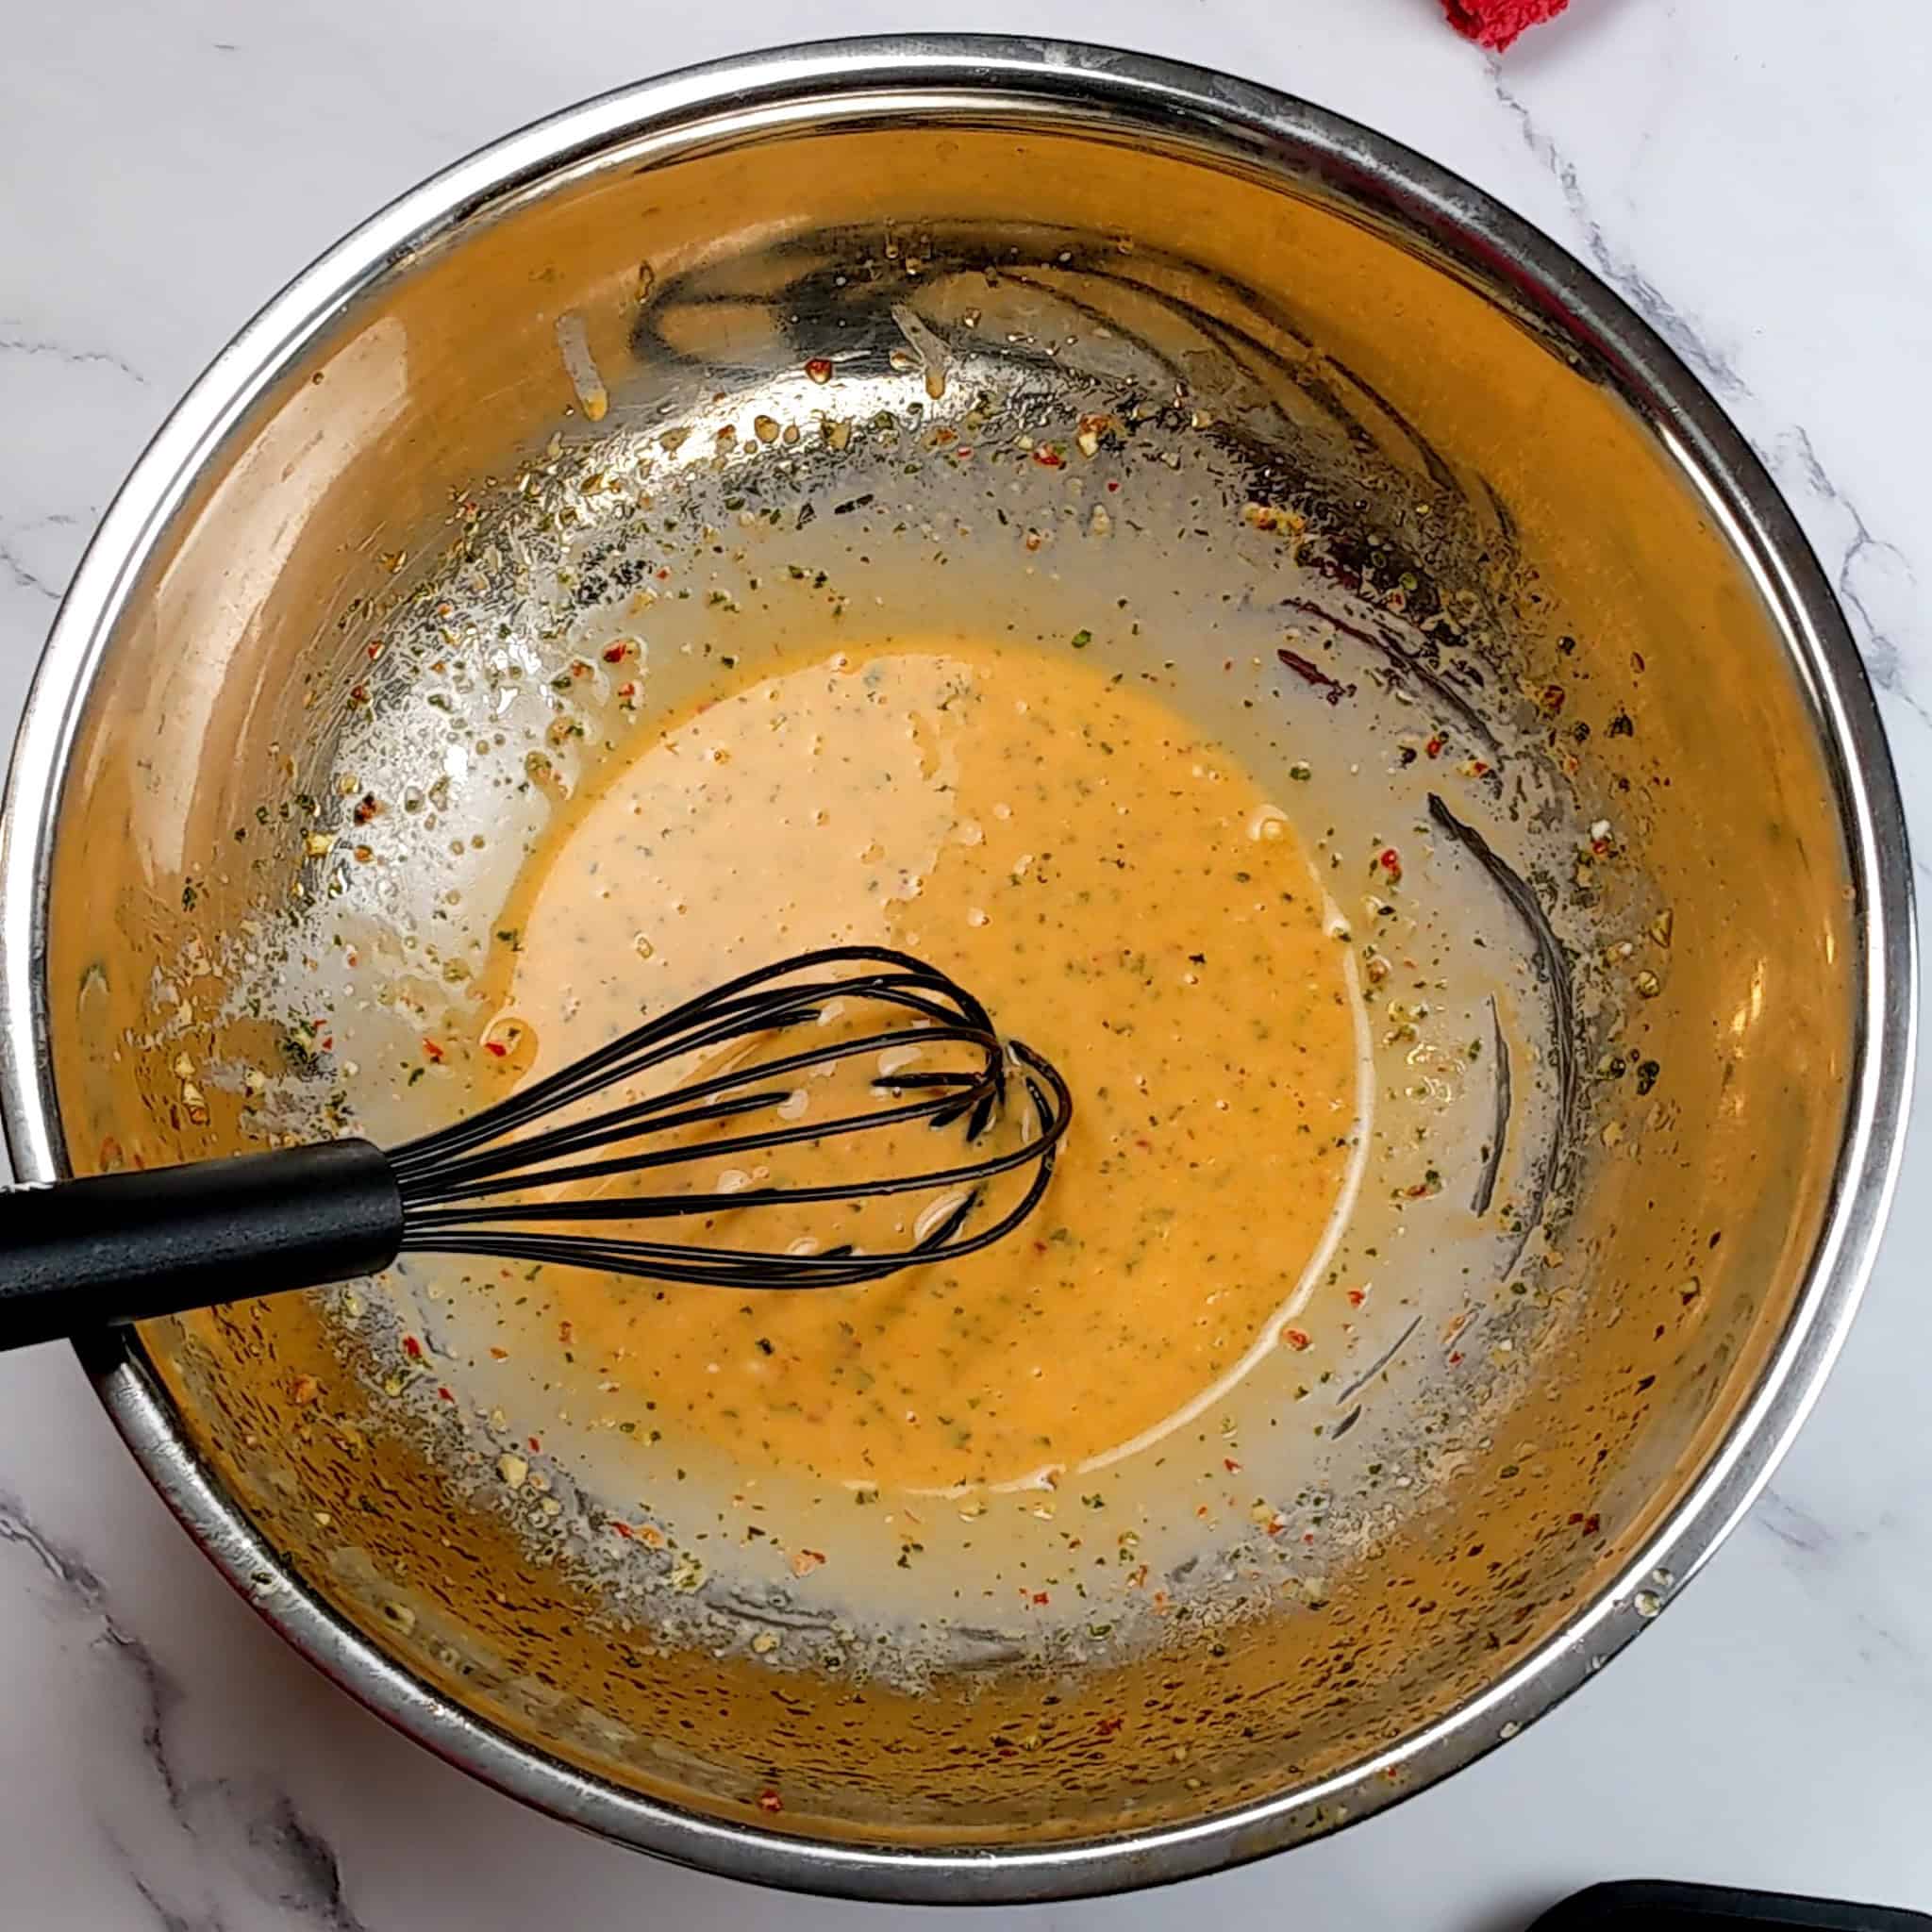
[0,1139,404,1350]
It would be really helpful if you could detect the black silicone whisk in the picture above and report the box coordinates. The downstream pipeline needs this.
[0,947,1072,1349]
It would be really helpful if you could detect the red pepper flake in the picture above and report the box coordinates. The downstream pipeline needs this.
[422,1038,444,1063]
[757,1788,784,1814]
[527,1435,541,1454]
[401,1335,424,1361]
[1223,1457,1241,1474]
[558,1320,574,1345]
[1030,1590,1051,1606]
[1346,1288,1367,1307]
[1449,1350,1464,1367]
[1539,683,1566,714]
[804,357,833,384]
[1377,846,1403,884]
[1032,444,1066,469]
[482,1039,508,1058]
[437,1385,455,1403]
[1425,732,1446,758]
[488,1346,509,1360]
[348,683,369,707]
[1281,1327,1312,1352]
[610,1520,634,1540]
[1095,1716,1124,1737]
[602,641,631,663]
[654,566,672,581]
[290,1374,320,1405]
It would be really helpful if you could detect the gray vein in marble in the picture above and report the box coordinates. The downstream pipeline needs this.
[1489,73,1745,400]
[0,1489,371,1929]
[115,1782,375,1932]
[0,323,151,390]
[110,1624,189,1812]
[1779,425,1932,718]
[0,1488,187,1807]
[236,1793,373,1932]
[1764,431,1932,887]
[0,510,85,605]
[1751,1484,1837,1558]
[1491,73,1930,891]
[0,539,62,601]
[0,1482,110,1598]
[1748,1489,1931,1694]
[129,1861,225,1932]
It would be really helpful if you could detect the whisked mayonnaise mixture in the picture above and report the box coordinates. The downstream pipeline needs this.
[465,640,1366,1497]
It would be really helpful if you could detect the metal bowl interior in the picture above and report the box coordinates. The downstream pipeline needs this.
[0,38,1911,1904]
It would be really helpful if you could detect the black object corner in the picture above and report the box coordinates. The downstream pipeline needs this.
[1533,1881,1932,1930]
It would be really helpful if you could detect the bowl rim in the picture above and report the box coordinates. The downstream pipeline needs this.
[0,33,1914,1905]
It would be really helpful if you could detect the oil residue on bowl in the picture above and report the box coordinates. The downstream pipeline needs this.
[180,343,1591,1686]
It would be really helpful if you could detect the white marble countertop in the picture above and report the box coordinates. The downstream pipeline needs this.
[3,1,1928,1924]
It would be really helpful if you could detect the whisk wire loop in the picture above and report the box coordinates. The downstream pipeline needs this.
[387,948,1069,1292]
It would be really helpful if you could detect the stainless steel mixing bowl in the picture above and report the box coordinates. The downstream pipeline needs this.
[0,36,1913,1903]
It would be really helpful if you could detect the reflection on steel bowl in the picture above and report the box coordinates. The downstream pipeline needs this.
[0,36,1912,1905]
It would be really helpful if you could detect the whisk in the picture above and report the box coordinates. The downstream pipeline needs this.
[0,946,1071,1350]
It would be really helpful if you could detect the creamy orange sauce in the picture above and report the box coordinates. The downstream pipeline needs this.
[474,641,1364,1492]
